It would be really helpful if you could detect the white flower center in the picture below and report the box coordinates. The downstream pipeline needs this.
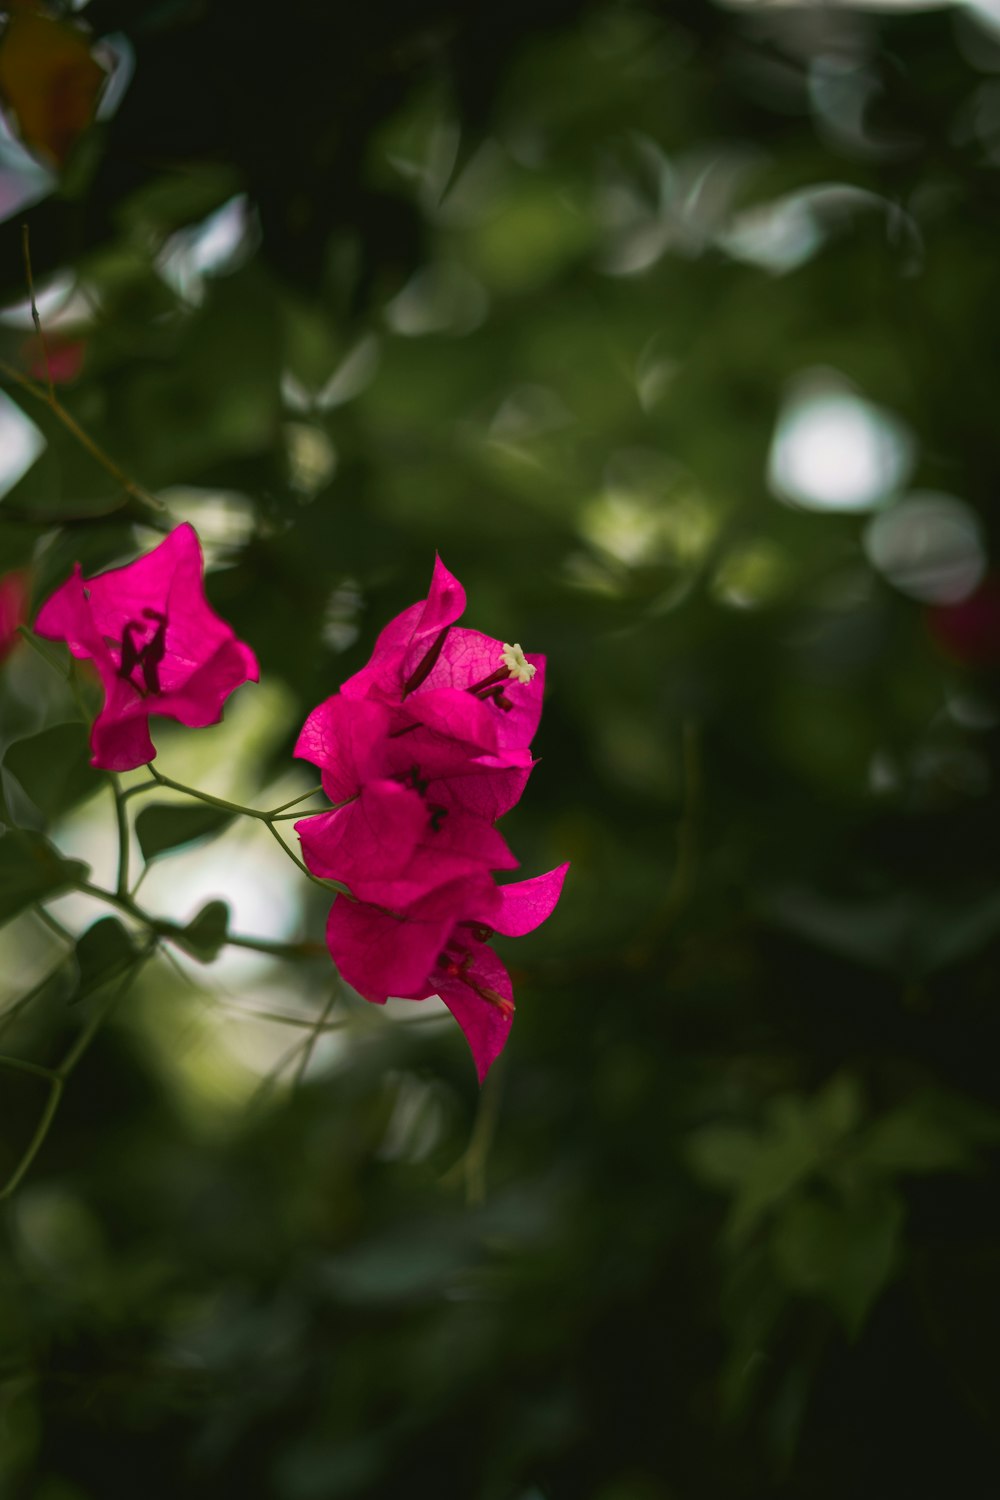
[501,642,536,683]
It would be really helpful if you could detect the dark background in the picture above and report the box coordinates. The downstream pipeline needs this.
[2,1,1000,1495]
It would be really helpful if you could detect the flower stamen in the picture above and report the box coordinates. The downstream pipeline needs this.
[502,643,535,684]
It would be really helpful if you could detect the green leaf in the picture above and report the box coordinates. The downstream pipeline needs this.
[74,917,137,1002]
[686,1127,760,1188]
[136,801,233,862]
[771,1190,904,1338]
[0,830,88,928]
[855,1092,1000,1177]
[4,724,100,825]
[175,900,230,962]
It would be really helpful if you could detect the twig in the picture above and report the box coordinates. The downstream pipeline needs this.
[22,222,54,401]
[0,357,164,517]
[291,988,340,1090]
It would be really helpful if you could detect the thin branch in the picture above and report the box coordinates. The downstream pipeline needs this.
[292,988,340,1090]
[0,357,164,517]
[0,943,156,1200]
[0,959,70,1040]
[0,1053,59,1083]
[72,879,327,960]
[22,221,54,401]
[112,775,130,898]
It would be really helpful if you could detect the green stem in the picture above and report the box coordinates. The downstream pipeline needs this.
[0,1054,59,1083]
[0,1077,62,1200]
[0,944,157,1201]
[0,959,70,1040]
[147,764,260,819]
[264,820,343,893]
[266,786,325,816]
[73,880,326,960]
[32,906,75,947]
[112,775,130,898]
[136,770,345,892]
[292,989,340,1090]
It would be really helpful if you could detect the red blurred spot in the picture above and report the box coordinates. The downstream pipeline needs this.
[0,572,28,665]
[25,334,86,385]
[927,576,1000,668]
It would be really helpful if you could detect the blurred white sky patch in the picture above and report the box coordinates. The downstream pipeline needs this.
[0,271,98,332]
[155,486,256,563]
[864,491,987,602]
[0,110,56,221]
[46,680,309,989]
[768,370,916,511]
[157,193,259,305]
[0,392,46,498]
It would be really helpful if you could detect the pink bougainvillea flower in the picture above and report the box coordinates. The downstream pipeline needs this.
[34,522,258,770]
[294,555,566,1081]
[0,570,28,664]
[296,556,544,825]
[340,555,546,757]
[295,692,534,822]
[325,863,569,1081]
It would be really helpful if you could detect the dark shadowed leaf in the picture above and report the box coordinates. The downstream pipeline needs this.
[175,899,229,962]
[136,801,233,861]
[4,723,99,824]
[0,829,87,927]
[73,916,137,1002]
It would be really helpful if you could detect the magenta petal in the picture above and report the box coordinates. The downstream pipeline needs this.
[90,700,155,770]
[493,863,570,936]
[325,897,455,1002]
[433,944,515,1083]
[342,555,467,701]
[296,781,427,887]
[158,636,259,726]
[294,696,394,803]
[35,565,111,666]
[34,524,257,771]
[419,806,518,872]
[420,626,504,693]
[403,688,500,754]
[430,755,534,821]
[415,629,545,752]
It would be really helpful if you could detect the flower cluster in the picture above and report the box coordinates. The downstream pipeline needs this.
[30,533,565,1081]
[294,557,568,1080]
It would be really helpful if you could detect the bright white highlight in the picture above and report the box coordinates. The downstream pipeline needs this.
[0,393,46,499]
[768,373,915,512]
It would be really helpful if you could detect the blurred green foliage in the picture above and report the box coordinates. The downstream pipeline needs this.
[2,0,1000,1496]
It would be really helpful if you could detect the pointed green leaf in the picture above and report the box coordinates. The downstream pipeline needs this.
[74,917,138,1003]
[4,723,100,825]
[176,899,230,962]
[0,830,88,928]
[136,801,233,862]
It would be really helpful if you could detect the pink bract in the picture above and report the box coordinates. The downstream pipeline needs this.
[34,522,258,771]
[325,863,569,1081]
[339,555,546,756]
